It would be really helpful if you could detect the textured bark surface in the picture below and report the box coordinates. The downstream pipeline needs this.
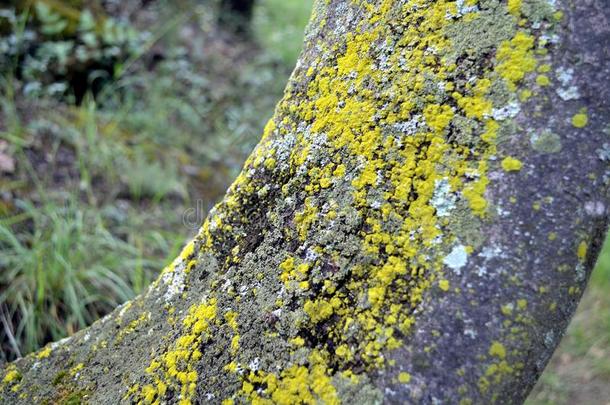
[1,0,609,404]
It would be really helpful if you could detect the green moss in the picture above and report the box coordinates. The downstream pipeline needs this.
[52,370,68,386]
[60,390,89,405]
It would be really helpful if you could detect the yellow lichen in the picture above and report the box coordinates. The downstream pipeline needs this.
[489,341,507,359]
[577,241,587,261]
[398,372,411,383]
[424,104,454,132]
[571,112,588,128]
[535,75,550,86]
[35,346,52,359]
[2,369,21,385]
[240,351,339,405]
[501,157,523,172]
[507,0,522,16]
[496,32,537,90]
[134,299,217,403]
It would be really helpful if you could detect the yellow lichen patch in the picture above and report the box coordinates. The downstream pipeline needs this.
[289,336,305,347]
[489,341,507,359]
[537,64,551,73]
[480,359,515,394]
[304,297,340,324]
[535,75,550,86]
[179,240,195,262]
[507,0,522,16]
[262,118,276,140]
[133,299,217,404]
[115,312,151,344]
[501,304,513,316]
[495,32,537,90]
[231,335,240,353]
[501,157,523,172]
[264,156,277,170]
[279,256,311,288]
[1,366,21,387]
[571,112,588,128]
[398,372,411,383]
[240,351,339,405]
[424,104,454,132]
[156,239,197,281]
[224,310,239,331]
[518,89,533,102]
[439,279,450,291]
[294,198,319,241]
[577,241,588,261]
[70,363,84,377]
[457,96,492,120]
[463,176,490,217]
[35,346,52,359]
[333,164,346,178]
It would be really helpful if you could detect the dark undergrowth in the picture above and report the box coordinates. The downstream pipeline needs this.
[0,0,311,361]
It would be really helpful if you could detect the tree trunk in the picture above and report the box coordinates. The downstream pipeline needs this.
[2,0,608,403]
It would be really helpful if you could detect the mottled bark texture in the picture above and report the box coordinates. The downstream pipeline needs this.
[2,0,609,404]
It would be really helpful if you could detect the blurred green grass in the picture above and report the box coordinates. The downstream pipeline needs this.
[0,197,168,355]
[0,0,311,361]
[253,0,313,66]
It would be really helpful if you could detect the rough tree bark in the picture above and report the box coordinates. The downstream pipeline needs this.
[1,0,609,404]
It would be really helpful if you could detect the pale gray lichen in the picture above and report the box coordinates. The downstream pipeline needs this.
[556,86,580,101]
[597,143,610,161]
[492,101,521,121]
[555,66,581,100]
[544,331,555,348]
[160,261,187,303]
[584,201,606,217]
[531,130,562,153]
[574,263,586,282]
[443,244,469,274]
[431,178,456,217]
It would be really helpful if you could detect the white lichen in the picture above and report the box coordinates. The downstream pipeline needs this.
[430,178,456,217]
[443,244,468,274]
[584,200,606,217]
[556,86,580,101]
[160,261,187,303]
[555,66,580,100]
[597,143,610,161]
[492,101,520,121]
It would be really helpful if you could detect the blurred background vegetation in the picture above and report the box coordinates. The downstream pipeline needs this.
[0,0,607,403]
